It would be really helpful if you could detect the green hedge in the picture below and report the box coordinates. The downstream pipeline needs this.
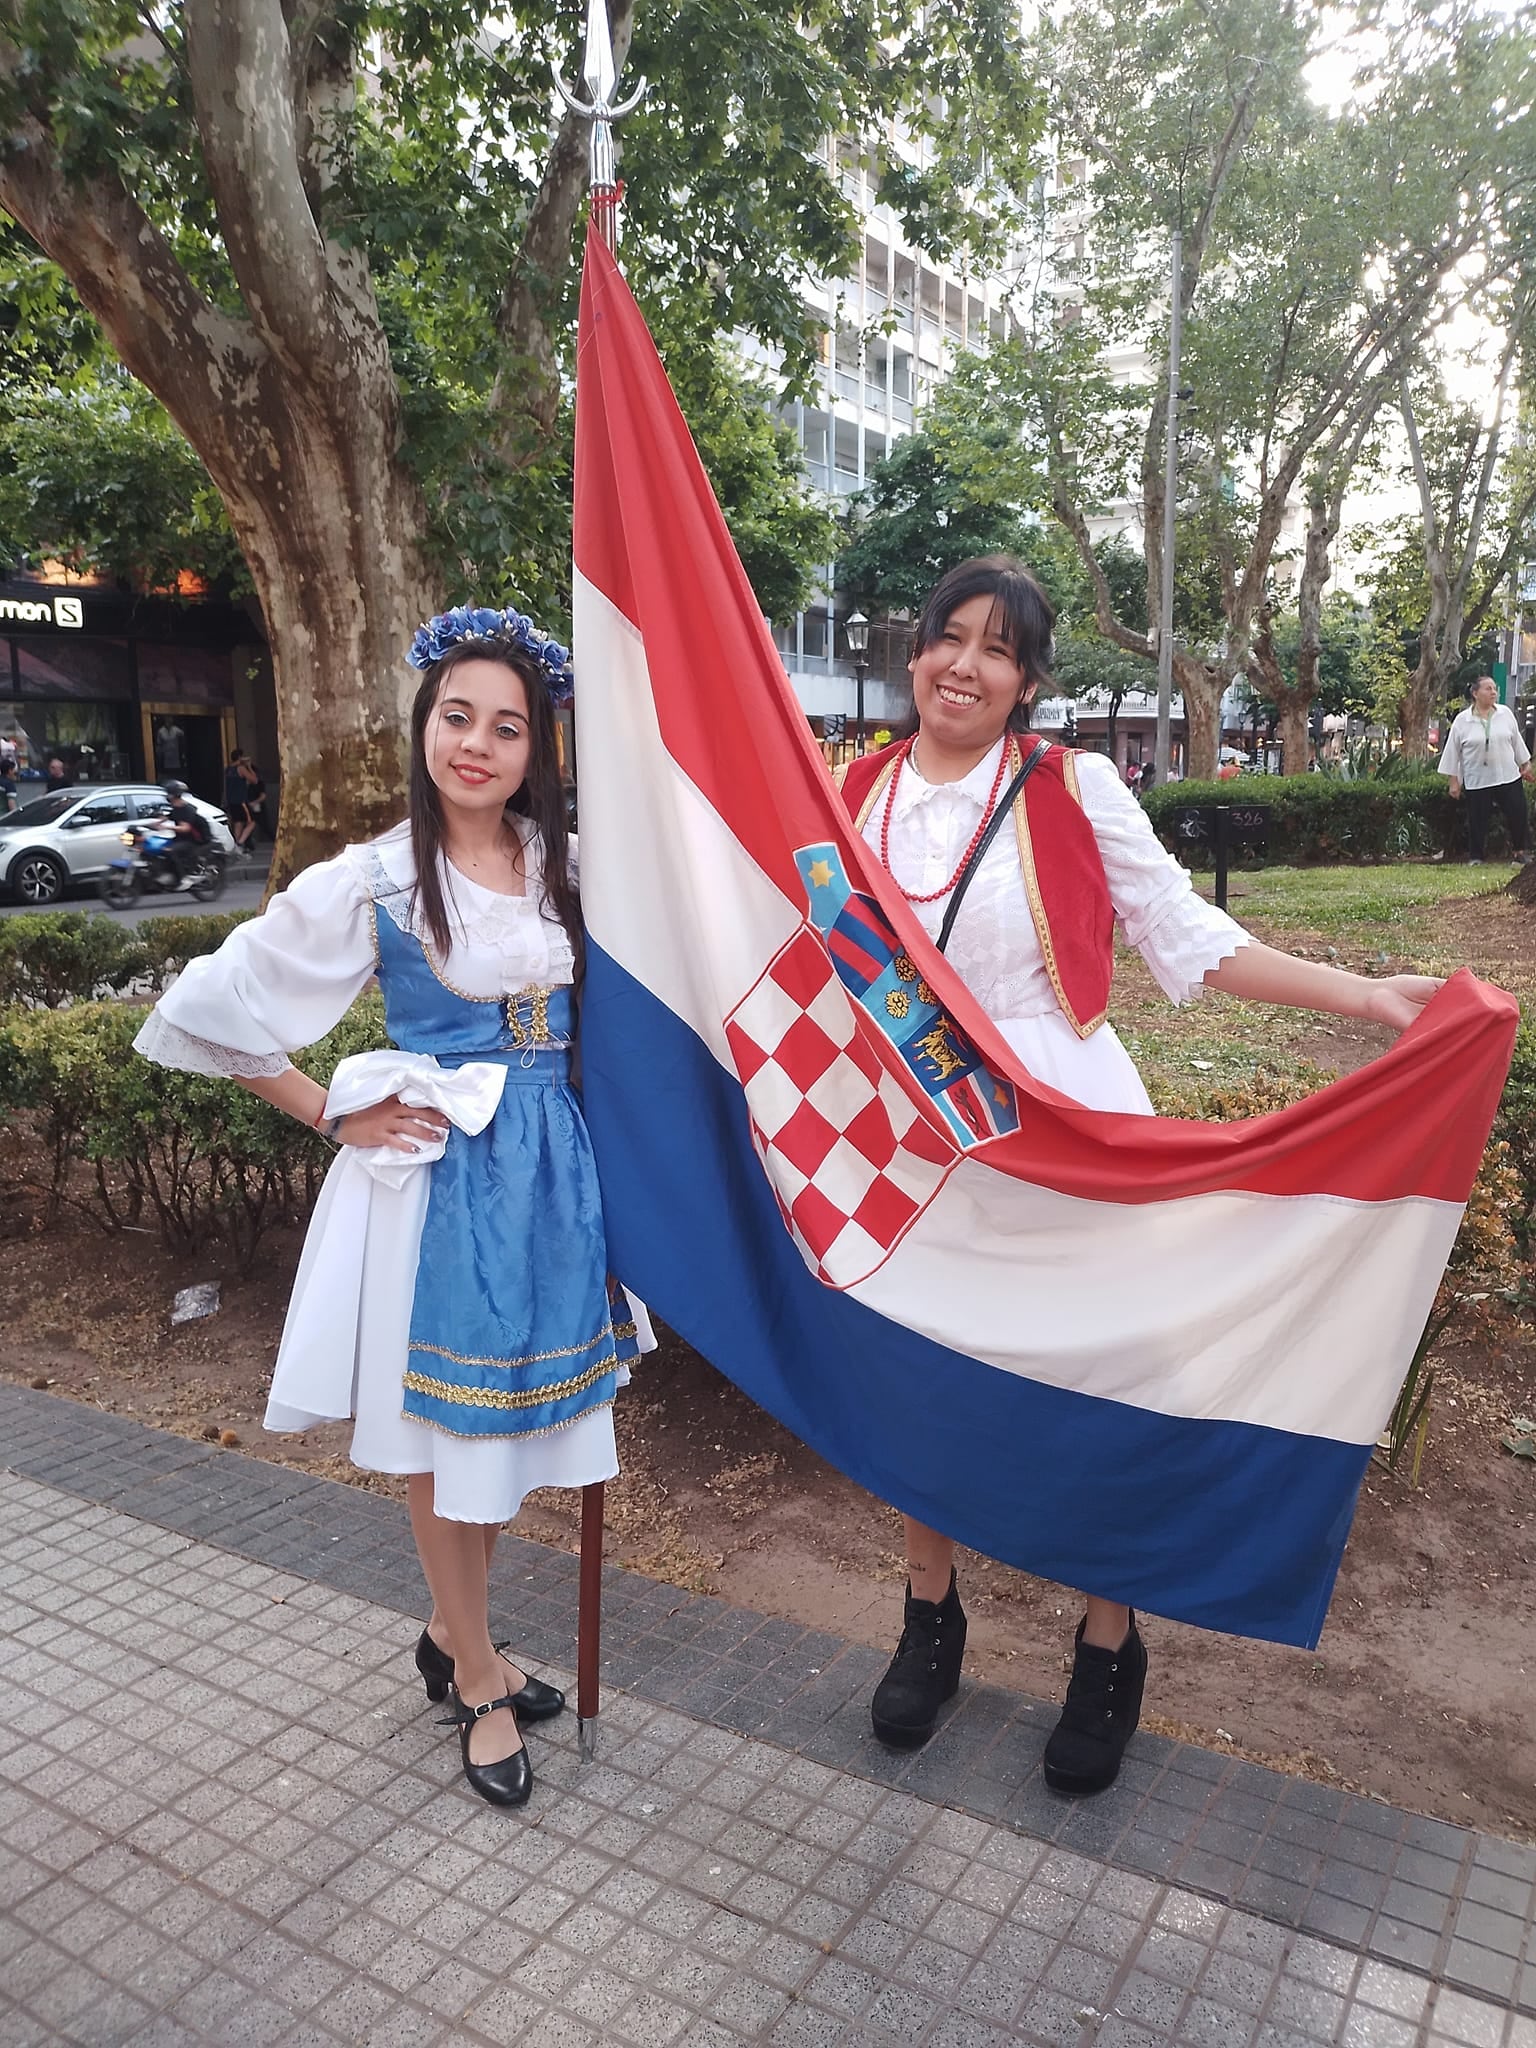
[0,992,390,1267]
[1140,773,1514,866]
[0,909,257,1009]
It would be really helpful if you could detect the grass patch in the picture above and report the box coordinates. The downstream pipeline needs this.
[1106,859,1517,1097]
[1212,861,1510,939]
[1117,998,1330,1098]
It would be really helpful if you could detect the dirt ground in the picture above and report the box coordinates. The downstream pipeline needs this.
[3,884,1533,1840]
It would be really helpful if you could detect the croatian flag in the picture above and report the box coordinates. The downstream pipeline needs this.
[572,235,1516,1649]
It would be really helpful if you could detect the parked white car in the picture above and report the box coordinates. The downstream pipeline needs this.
[0,785,237,905]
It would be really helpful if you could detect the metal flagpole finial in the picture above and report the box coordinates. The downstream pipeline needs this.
[553,0,647,251]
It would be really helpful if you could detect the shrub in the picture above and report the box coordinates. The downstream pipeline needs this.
[134,910,258,983]
[0,992,391,1266]
[1492,1021,1536,1258]
[0,908,259,1009]
[0,912,151,1007]
[1141,773,1486,867]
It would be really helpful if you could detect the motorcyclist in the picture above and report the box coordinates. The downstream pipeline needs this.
[162,781,212,883]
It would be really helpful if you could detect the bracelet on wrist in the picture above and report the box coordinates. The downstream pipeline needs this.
[317,1111,345,1142]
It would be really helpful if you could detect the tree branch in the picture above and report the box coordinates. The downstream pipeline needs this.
[1047,465,1152,659]
[1447,306,1527,627]
[183,0,336,376]
[0,95,258,474]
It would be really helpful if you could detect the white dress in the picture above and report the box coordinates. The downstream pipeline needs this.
[864,743,1251,1109]
[135,823,638,1524]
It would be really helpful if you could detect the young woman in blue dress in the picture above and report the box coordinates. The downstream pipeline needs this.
[136,608,648,1810]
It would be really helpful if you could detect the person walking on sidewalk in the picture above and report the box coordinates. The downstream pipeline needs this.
[1439,675,1535,864]
[837,555,1442,1797]
[134,606,651,1812]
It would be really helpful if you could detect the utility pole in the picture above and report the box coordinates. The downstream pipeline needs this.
[1155,231,1183,784]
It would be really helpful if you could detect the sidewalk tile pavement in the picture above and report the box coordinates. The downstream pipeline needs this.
[2,1382,1533,2048]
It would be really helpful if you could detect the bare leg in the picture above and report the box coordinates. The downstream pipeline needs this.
[1082,1595,1131,1650]
[424,1519,532,1689]
[904,1517,955,1600]
[408,1476,522,1766]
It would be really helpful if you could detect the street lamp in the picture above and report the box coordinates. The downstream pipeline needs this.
[845,610,870,756]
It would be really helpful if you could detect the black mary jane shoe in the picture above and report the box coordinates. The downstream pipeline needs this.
[414,1628,565,1722]
[440,1691,534,1808]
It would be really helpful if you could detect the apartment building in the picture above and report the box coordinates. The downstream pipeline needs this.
[765,140,1021,737]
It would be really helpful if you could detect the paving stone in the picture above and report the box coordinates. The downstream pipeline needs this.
[3,1442,1533,2048]
[1340,2007,1420,2048]
[1430,1989,1508,2048]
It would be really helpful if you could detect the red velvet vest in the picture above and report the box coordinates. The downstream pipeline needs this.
[836,737,1114,1039]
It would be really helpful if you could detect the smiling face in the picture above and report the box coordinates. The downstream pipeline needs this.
[422,656,532,816]
[909,593,1037,757]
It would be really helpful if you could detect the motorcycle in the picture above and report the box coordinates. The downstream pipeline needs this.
[98,823,228,908]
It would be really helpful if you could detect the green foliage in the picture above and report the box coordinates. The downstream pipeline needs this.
[134,911,258,983]
[837,431,1039,614]
[0,0,1043,631]
[0,992,390,1266]
[1140,773,1496,865]
[0,371,246,591]
[0,912,150,1007]
[651,308,841,622]
[0,908,255,1008]
[1493,1024,1536,1259]
[1261,596,1374,718]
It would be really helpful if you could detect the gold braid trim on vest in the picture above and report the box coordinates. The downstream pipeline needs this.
[1007,739,1106,1040]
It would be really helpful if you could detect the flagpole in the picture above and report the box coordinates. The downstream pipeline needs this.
[556,0,645,1765]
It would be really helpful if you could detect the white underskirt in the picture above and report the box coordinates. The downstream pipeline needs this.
[264,1152,634,1526]
[995,1009,1155,1116]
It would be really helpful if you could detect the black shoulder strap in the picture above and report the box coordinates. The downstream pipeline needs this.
[935,741,1049,955]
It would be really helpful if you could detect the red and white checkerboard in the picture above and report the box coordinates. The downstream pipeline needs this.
[724,928,954,1288]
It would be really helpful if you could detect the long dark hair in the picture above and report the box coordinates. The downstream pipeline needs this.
[406,640,581,974]
[908,554,1056,734]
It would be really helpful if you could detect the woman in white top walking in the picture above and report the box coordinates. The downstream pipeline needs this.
[1438,674,1534,863]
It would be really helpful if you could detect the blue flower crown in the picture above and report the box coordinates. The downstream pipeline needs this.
[407,605,574,704]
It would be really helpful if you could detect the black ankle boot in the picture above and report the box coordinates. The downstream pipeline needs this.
[1042,1612,1147,1796]
[871,1570,967,1749]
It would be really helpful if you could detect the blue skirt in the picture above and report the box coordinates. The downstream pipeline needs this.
[402,1049,642,1438]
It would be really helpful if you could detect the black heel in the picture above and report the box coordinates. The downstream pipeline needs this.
[439,1692,533,1808]
[413,1627,565,1722]
[414,1628,453,1705]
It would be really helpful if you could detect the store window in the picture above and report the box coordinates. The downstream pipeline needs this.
[137,643,235,705]
[12,634,133,700]
[1,699,134,784]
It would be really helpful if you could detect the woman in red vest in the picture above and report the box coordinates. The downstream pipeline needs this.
[841,556,1440,1795]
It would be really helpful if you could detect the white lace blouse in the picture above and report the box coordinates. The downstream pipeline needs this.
[862,742,1249,1025]
[135,821,576,1077]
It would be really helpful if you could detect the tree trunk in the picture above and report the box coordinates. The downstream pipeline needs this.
[1399,656,1437,762]
[1174,651,1225,780]
[0,49,440,889]
[222,425,437,885]
[1251,605,1312,776]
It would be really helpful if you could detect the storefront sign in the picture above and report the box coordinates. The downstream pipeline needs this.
[0,594,84,629]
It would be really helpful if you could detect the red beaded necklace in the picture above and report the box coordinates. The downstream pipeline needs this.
[878,736,1014,904]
